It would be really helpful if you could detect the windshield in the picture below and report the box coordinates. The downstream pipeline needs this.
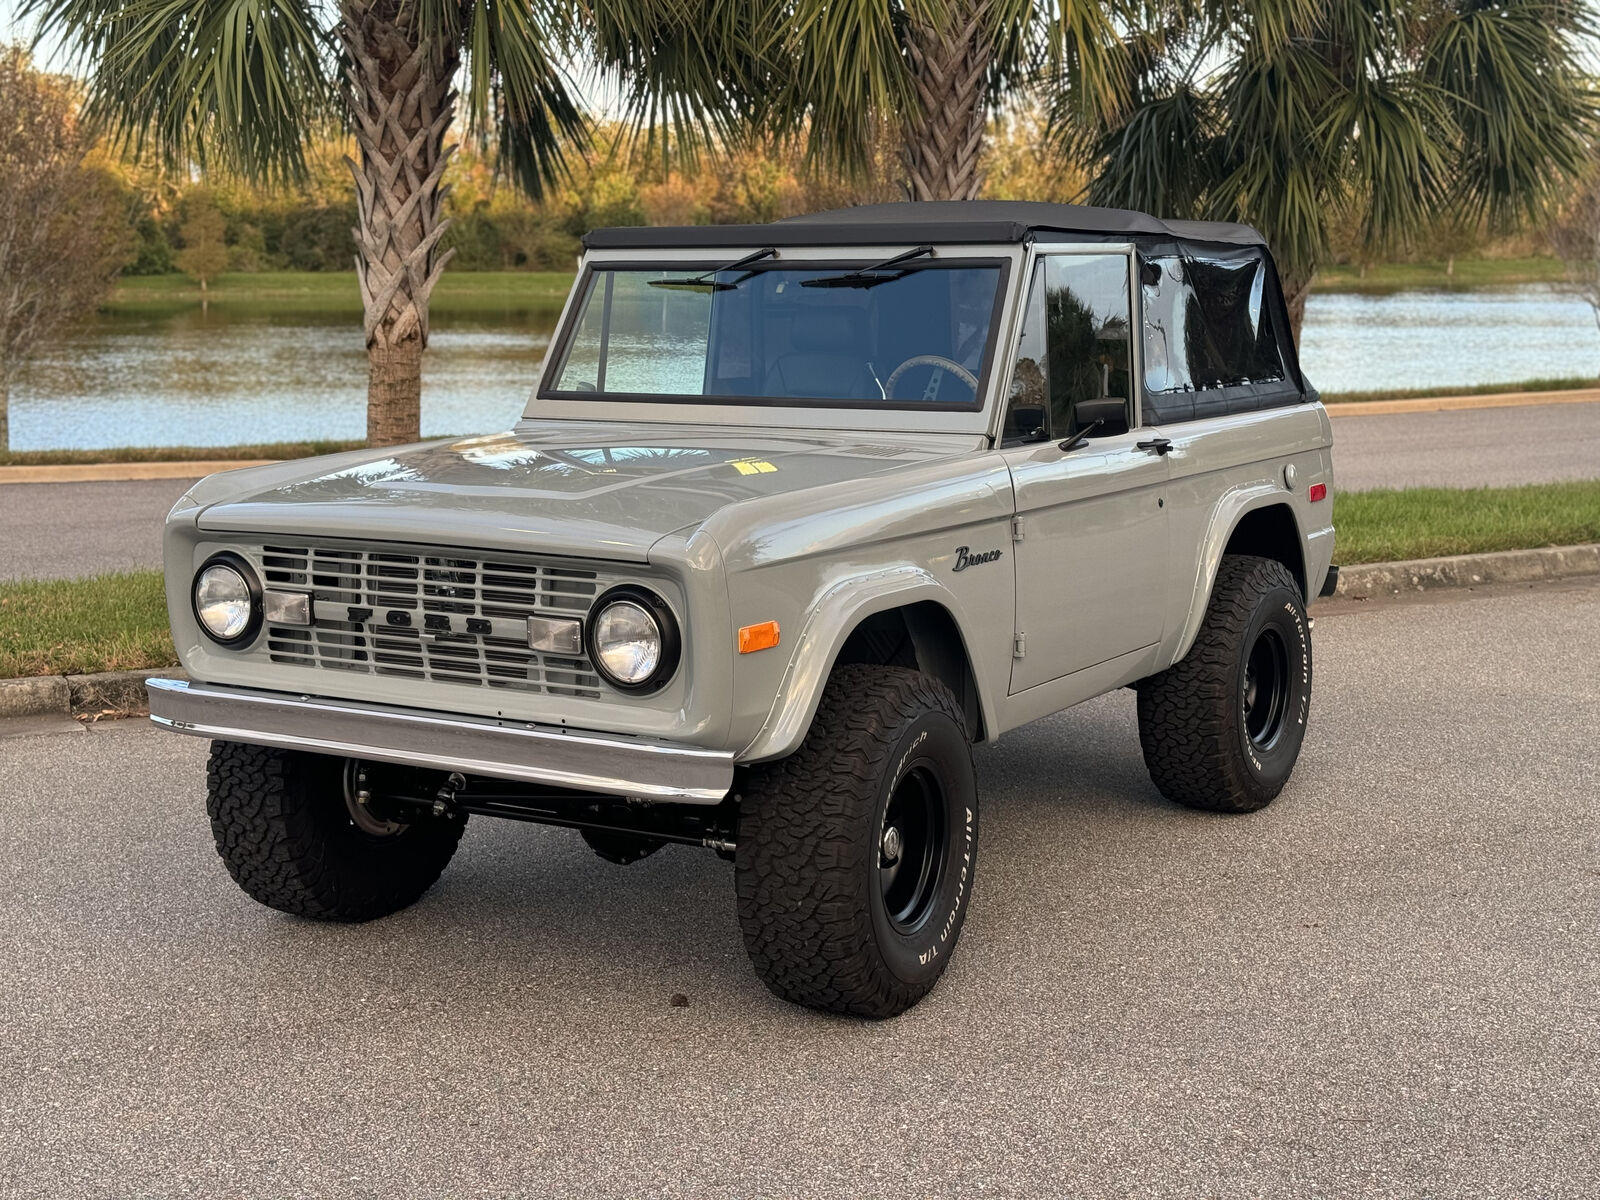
[545,261,1005,409]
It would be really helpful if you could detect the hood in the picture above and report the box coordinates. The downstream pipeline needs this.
[195,423,982,561]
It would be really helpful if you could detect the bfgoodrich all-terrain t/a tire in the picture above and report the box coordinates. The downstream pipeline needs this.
[1137,554,1313,813]
[735,665,979,1019]
[206,741,467,921]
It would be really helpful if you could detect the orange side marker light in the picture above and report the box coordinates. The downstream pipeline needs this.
[738,620,780,654]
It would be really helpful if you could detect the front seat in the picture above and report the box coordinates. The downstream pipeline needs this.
[764,310,877,400]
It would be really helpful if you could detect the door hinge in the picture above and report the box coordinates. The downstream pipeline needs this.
[1011,515,1025,543]
[1013,632,1026,659]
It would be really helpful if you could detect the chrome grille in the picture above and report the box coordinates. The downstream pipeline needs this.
[255,543,607,698]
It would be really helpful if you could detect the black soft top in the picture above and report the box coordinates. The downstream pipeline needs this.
[583,200,1266,251]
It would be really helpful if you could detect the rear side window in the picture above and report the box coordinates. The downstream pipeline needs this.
[1141,249,1292,423]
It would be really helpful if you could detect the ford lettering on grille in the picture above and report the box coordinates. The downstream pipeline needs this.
[252,542,615,698]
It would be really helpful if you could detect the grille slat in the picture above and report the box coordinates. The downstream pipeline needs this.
[257,542,607,698]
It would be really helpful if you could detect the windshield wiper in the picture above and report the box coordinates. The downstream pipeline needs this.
[648,246,777,293]
[800,245,936,289]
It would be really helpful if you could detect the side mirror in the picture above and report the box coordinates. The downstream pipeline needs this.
[1072,396,1129,436]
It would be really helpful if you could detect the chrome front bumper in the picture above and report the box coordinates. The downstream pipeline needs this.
[145,678,734,803]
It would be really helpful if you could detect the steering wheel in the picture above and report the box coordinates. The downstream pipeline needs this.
[883,354,980,401]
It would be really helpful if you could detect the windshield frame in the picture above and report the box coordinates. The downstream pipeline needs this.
[531,248,1016,427]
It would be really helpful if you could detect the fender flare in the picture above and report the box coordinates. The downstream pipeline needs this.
[1171,483,1304,663]
[738,565,998,763]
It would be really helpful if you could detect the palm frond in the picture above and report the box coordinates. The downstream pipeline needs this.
[23,0,335,185]
[1080,83,1224,218]
[1423,0,1600,230]
[585,0,773,170]
[759,0,926,178]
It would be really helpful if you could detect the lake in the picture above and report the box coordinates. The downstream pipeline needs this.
[7,283,1597,451]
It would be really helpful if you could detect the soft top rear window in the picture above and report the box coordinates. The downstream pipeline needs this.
[544,261,1005,410]
[1142,251,1286,395]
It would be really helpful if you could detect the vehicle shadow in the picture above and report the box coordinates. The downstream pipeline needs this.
[228,692,1206,1020]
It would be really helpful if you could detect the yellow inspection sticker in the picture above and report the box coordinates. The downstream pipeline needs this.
[730,459,778,476]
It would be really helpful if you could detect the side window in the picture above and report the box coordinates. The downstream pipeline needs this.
[1141,249,1290,424]
[1002,254,1133,444]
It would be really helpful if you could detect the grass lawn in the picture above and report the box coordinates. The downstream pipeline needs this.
[107,270,575,315]
[101,257,1572,315]
[1316,256,1570,293]
[1334,481,1600,564]
[1320,376,1599,405]
[0,438,370,468]
[0,572,174,678]
[4,481,1598,678]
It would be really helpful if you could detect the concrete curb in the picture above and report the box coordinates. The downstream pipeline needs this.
[1335,543,1600,599]
[1324,387,1600,418]
[0,669,183,721]
[1,542,1597,722]
[0,460,274,486]
[0,676,71,718]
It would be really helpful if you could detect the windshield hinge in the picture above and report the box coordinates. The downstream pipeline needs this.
[1013,632,1026,659]
[1011,516,1024,543]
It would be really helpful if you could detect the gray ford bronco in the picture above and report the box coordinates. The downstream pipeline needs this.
[150,201,1336,1019]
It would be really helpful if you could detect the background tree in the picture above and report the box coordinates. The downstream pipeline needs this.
[27,0,763,446]
[0,46,128,452]
[1067,0,1597,342]
[760,0,1129,201]
[1550,155,1600,360]
[175,187,228,292]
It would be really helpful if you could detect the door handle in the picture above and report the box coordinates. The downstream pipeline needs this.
[1136,438,1173,456]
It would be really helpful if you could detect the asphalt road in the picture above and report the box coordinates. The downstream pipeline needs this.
[2,579,1595,1197]
[3,399,1599,582]
[1331,398,1600,491]
[0,477,197,582]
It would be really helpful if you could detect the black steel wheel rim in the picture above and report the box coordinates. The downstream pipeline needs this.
[878,764,947,935]
[1242,626,1290,750]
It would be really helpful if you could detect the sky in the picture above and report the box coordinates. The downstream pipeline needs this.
[2,0,67,68]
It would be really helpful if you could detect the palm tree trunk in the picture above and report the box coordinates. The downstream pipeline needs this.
[0,377,10,453]
[900,0,993,202]
[339,1,458,447]
[1282,274,1313,349]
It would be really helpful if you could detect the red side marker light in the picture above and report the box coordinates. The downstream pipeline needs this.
[1308,483,1327,502]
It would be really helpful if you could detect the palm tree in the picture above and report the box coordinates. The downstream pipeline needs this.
[1064,0,1597,343]
[756,0,1130,201]
[25,0,763,445]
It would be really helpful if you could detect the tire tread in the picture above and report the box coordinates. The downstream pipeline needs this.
[735,665,972,1018]
[1136,555,1308,813]
[205,741,465,921]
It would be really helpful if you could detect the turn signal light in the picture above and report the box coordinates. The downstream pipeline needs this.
[1308,483,1327,502]
[738,620,780,654]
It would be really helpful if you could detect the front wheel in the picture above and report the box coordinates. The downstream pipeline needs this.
[735,665,978,1019]
[1136,555,1312,813]
[206,742,467,921]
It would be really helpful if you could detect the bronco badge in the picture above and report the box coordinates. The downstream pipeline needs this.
[952,546,1004,572]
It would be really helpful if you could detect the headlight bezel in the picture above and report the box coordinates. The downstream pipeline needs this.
[584,585,682,694]
[191,551,263,648]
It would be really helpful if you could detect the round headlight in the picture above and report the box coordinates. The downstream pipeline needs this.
[586,588,680,692]
[192,554,261,646]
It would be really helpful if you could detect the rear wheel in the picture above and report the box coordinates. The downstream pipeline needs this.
[1136,555,1312,813]
[206,742,467,921]
[735,665,978,1019]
